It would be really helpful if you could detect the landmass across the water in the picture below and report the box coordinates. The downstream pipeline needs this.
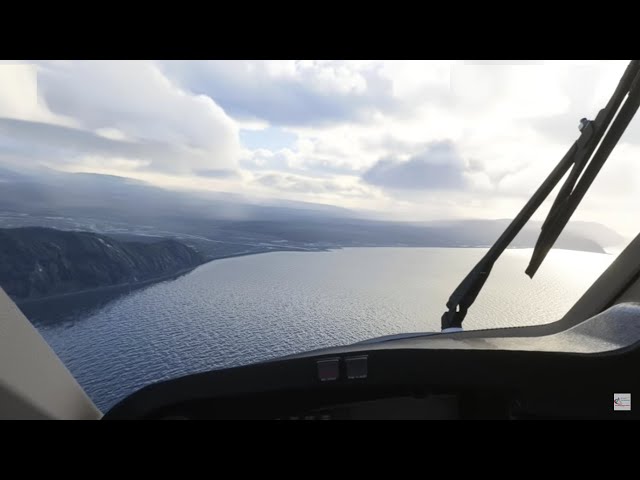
[0,168,624,303]
[0,227,207,302]
[0,222,613,303]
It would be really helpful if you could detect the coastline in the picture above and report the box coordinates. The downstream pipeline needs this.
[13,246,329,306]
[15,265,202,306]
[13,244,607,307]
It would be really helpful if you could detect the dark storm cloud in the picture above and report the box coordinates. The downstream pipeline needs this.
[362,141,468,190]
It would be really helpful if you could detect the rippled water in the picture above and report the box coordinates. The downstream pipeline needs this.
[24,247,614,411]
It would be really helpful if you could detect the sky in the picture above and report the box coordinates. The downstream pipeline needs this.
[1,60,639,237]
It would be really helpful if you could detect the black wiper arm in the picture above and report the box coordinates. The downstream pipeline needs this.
[441,60,640,332]
[526,63,640,277]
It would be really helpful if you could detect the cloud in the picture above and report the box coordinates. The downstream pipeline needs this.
[253,171,381,203]
[257,173,344,194]
[462,60,545,65]
[526,62,629,143]
[1,60,638,237]
[239,145,361,177]
[0,63,76,127]
[239,148,294,171]
[0,117,228,175]
[362,141,468,190]
[193,168,239,178]
[0,118,148,156]
[0,61,241,175]
[158,60,398,127]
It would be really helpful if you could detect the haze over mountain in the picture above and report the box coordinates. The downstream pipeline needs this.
[0,167,623,258]
[2,61,639,239]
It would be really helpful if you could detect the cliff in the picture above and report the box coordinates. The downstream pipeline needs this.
[0,227,206,301]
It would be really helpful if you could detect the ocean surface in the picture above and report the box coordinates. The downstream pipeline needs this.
[21,247,614,411]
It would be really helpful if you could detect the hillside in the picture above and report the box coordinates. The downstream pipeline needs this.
[0,227,206,301]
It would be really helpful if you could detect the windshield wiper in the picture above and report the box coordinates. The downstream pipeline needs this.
[441,60,640,332]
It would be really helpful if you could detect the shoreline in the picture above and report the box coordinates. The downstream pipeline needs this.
[13,244,608,306]
[14,248,303,306]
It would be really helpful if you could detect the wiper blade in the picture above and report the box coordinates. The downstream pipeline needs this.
[526,65,640,277]
[441,60,640,332]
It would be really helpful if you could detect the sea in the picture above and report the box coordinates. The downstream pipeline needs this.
[19,247,614,411]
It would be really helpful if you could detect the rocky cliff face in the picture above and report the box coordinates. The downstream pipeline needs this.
[0,227,206,301]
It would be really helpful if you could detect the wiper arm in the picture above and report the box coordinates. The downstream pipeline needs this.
[441,60,640,332]
[526,64,640,277]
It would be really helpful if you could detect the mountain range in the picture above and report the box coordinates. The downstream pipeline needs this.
[0,165,626,301]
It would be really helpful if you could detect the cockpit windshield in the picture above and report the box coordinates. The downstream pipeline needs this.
[0,60,638,412]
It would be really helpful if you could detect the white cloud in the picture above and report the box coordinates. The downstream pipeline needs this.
[95,127,130,141]
[0,63,77,127]
[158,60,396,126]
[1,61,241,175]
[65,155,152,171]
[1,59,638,238]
